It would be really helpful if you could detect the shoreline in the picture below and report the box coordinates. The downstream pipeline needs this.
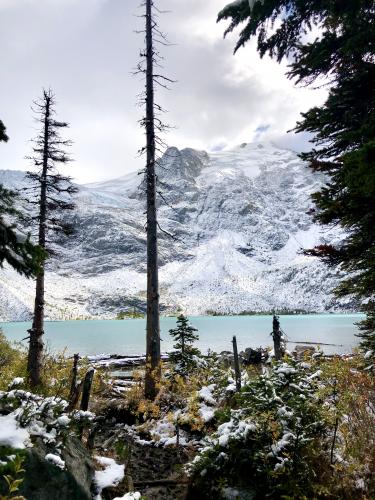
[0,311,365,325]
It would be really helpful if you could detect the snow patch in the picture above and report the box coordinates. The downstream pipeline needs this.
[94,456,125,500]
[0,412,30,449]
[45,453,65,470]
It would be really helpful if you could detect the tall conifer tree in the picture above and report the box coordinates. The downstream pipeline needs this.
[218,0,375,354]
[26,89,77,386]
[137,0,173,399]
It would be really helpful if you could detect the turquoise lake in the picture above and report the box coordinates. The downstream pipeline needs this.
[0,314,363,356]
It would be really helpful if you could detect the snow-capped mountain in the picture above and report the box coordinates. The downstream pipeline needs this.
[0,142,351,321]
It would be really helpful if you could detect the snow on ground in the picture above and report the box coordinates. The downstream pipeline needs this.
[94,456,125,500]
[113,493,141,500]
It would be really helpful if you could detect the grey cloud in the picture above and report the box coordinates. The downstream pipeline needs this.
[0,0,325,182]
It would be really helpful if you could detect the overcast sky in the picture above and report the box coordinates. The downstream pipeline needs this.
[0,0,326,183]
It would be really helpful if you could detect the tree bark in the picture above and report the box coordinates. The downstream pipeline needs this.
[69,353,80,402]
[27,94,51,387]
[232,336,241,391]
[144,0,161,400]
[272,314,283,361]
[80,368,95,411]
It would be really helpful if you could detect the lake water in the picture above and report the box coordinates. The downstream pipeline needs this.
[0,314,363,357]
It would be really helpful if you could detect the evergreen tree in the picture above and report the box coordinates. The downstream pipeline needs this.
[26,89,77,386]
[0,120,42,276]
[218,0,375,354]
[169,314,200,376]
[0,185,42,276]
[0,120,8,142]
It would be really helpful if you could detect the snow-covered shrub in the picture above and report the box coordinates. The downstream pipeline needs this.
[189,359,330,499]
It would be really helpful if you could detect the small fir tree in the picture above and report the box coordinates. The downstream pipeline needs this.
[169,314,200,376]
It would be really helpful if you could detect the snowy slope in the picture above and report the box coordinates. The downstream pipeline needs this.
[0,142,352,321]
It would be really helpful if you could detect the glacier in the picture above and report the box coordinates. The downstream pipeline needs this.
[0,141,354,321]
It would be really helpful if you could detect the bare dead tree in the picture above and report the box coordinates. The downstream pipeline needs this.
[26,89,77,387]
[135,0,174,400]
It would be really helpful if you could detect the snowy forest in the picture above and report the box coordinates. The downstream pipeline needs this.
[0,0,374,499]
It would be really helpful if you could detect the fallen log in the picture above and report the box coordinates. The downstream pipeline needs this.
[133,479,188,487]
[287,341,343,346]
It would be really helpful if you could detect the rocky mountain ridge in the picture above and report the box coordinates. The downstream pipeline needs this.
[0,142,351,321]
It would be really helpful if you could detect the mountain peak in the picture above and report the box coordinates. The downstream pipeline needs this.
[0,144,348,321]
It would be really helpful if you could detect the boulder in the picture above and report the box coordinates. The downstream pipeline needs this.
[242,348,262,365]
[18,435,94,500]
[293,345,316,360]
[219,351,234,368]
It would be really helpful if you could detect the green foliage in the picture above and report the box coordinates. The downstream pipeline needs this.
[0,331,27,391]
[0,331,104,399]
[0,185,43,277]
[318,356,375,496]
[116,310,144,320]
[190,359,329,499]
[0,121,8,142]
[169,315,200,377]
[218,0,375,354]
[0,115,42,277]
[0,454,26,500]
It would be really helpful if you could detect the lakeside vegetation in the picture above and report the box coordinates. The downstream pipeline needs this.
[0,324,374,498]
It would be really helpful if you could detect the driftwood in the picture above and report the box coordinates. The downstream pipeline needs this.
[288,341,343,346]
[134,479,188,487]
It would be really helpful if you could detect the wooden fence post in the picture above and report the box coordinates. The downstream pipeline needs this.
[232,336,241,391]
[81,368,95,411]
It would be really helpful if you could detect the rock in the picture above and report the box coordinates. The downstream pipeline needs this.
[18,436,94,500]
[219,351,234,368]
[242,348,263,365]
[293,345,316,360]
[239,347,269,365]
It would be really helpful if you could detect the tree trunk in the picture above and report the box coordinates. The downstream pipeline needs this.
[232,336,241,391]
[27,94,50,387]
[144,0,161,400]
[181,334,185,357]
[80,368,95,411]
[272,314,283,361]
[69,353,80,402]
